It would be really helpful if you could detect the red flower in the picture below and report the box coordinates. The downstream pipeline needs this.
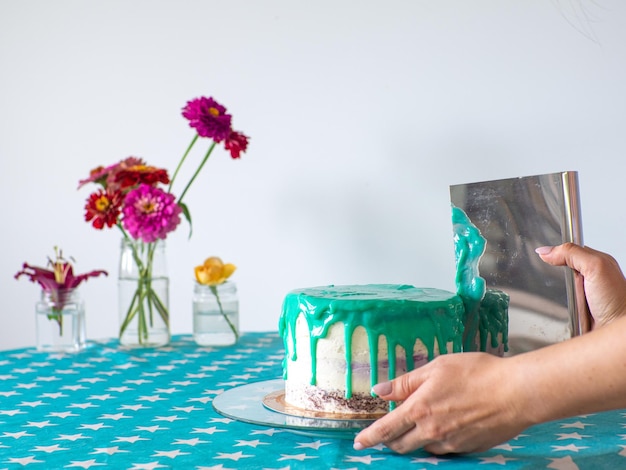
[224,130,249,159]
[84,189,123,229]
[114,165,170,190]
[182,97,232,142]
[78,157,145,191]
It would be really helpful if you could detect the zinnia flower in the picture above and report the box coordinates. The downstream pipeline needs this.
[84,189,123,229]
[114,164,170,190]
[182,97,232,142]
[77,165,107,189]
[224,130,249,159]
[78,157,144,190]
[194,257,236,286]
[122,184,182,243]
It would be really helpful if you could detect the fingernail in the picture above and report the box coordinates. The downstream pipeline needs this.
[372,381,392,396]
[535,246,554,255]
[353,441,365,451]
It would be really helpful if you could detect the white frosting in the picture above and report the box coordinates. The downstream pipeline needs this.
[284,313,448,414]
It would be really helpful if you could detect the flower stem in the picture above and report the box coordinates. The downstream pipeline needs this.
[177,140,217,206]
[117,223,131,242]
[169,134,198,193]
[119,288,140,334]
[118,237,170,346]
[48,310,63,336]
[210,284,239,342]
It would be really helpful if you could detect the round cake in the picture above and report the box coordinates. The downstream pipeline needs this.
[278,284,465,415]
[277,205,509,416]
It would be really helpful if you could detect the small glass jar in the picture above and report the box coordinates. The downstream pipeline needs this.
[193,281,239,346]
[36,288,86,352]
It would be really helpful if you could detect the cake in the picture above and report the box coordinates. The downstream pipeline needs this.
[277,205,509,415]
[278,285,466,415]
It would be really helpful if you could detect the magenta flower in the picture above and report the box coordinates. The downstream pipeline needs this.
[224,130,249,159]
[182,97,232,142]
[122,184,182,243]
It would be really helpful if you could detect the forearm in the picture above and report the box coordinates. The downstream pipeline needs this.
[512,314,626,425]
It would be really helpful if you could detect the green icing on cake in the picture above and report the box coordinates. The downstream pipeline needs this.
[451,205,486,302]
[479,289,510,352]
[278,284,465,398]
[452,205,509,353]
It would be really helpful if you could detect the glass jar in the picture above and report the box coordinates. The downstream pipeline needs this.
[118,238,170,348]
[35,288,86,352]
[193,281,239,346]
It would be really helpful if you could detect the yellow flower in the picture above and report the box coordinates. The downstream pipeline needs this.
[194,257,236,286]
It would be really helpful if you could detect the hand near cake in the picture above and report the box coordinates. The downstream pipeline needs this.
[354,242,626,455]
[354,351,529,454]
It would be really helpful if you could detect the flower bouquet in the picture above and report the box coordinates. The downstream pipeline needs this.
[15,247,107,351]
[78,97,248,347]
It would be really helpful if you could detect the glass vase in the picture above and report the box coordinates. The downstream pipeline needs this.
[35,288,86,352]
[193,281,239,346]
[118,238,170,348]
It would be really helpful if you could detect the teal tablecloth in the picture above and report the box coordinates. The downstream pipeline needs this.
[1,332,626,469]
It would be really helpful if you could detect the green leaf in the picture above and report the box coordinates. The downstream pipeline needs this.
[179,202,193,239]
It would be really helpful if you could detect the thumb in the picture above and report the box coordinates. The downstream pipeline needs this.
[535,243,616,278]
[535,243,582,270]
[373,368,426,401]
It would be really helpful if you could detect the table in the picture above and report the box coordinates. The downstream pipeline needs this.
[1,332,625,469]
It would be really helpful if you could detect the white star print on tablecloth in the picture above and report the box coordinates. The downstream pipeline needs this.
[547,455,580,470]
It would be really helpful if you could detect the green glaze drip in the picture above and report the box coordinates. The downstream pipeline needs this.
[452,205,486,301]
[479,289,510,353]
[278,285,465,398]
[452,205,510,353]
[452,205,487,352]
[344,322,354,397]
[310,336,318,385]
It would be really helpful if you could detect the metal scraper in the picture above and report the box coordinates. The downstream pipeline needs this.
[450,171,588,355]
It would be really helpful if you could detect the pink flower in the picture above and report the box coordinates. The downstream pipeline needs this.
[224,130,249,159]
[182,97,232,142]
[122,184,182,243]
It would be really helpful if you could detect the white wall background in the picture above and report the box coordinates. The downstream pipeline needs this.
[1,0,625,350]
